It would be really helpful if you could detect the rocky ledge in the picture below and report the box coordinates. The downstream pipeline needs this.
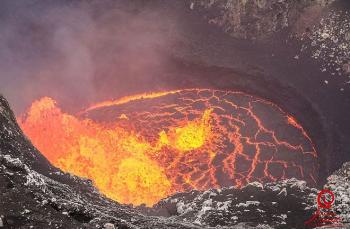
[144,179,318,228]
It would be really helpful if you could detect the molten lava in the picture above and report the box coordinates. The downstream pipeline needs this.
[18,89,318,206]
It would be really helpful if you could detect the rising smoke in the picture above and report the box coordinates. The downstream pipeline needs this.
[0,0,183,114]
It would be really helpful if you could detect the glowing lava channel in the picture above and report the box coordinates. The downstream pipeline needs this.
[18,89,318,206]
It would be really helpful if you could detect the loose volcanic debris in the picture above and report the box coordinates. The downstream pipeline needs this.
[299,9,350,85]
[144,178,319,228]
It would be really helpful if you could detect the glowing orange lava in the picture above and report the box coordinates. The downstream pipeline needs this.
[18,89,318,206]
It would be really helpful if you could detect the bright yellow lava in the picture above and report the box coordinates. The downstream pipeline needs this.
[166,109,213,151]
[19,97,213,206]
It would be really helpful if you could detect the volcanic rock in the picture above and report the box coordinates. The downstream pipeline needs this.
[144,160,350,228]
[190,0,350,86]
[324,161,350,223]
[145,179,318,228]
[189,0,334,40]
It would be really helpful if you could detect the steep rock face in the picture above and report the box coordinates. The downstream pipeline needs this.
[298,6,350,80]
[190,0,350,83]
[189,0,334,40]
[0,96,55,174]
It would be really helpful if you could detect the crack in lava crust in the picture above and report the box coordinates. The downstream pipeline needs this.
[18,89,318,206]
